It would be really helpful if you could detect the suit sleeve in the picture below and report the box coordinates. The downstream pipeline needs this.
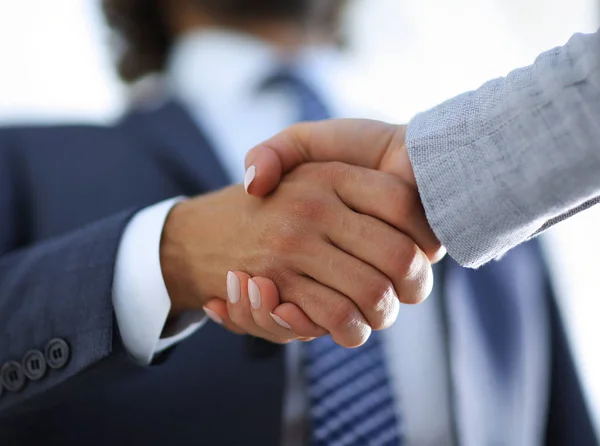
[406,31,600,268]
[0,137,137,416]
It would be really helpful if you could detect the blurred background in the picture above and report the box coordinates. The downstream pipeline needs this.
[0,0,599,431]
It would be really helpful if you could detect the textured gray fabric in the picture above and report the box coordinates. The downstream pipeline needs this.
[406,31,600,268]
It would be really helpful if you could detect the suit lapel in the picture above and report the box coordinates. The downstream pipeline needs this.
[119,99,231,194]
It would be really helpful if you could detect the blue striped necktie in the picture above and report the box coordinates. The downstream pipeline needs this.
[305,333,402,446]
[261,67,403,446]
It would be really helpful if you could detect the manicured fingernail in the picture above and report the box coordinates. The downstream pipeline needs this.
[227,272,240,304]
[248,279,261,310]
[270,313,292,330]
[244,165,256,193]
[203,307,223,325]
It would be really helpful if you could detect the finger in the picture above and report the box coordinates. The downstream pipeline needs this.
[226,272,295,344]
[243,146,282,195]
[202,299,246,335]
[246,277,313,340]
[250,277,328,338]
[272,303,329,338]
[331,164,443,262]
[279,275,372,348]
[298,243,400,331]
[327,208,434,305]
[244,119,402,196]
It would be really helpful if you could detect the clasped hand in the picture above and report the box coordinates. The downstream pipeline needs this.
[162,119,445,347]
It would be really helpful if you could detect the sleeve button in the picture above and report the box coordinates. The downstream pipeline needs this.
[1,361,26,392]
[45,339,70,370]
[22,350,47,381]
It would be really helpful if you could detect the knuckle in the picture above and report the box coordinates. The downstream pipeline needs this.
[267,220,306,255]
[377,297,401,330]
[385,242,433,305]
[356,219,378,242]
[290,196,329,221]
[335,322,372,348]
[386,239,420,279]
[262,197,328,256]
[359,278,397,330]
[361,276,394,308]
[328,299,361,332]
[342,215,377,245]
[409,262,435,304]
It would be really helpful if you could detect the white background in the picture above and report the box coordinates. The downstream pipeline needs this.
[1,0,599,432]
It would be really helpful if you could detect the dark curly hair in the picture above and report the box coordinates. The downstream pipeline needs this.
[102,0,348,83]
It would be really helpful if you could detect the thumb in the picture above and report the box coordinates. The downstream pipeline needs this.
[244,119,403,196]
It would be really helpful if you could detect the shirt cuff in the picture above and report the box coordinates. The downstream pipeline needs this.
[112,197,207,365]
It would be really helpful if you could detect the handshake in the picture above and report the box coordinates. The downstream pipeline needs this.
[160,120,446,348]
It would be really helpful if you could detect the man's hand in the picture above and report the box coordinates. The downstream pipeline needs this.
[244,119,444,262]
[207,119,446,339]
[244,119,405,189]
[160,162,435,347]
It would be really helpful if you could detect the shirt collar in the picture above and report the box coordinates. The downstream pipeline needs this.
[166,29,348,114]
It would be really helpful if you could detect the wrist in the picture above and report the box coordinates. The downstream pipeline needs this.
[160,200,205,317]
[159,188,247,317]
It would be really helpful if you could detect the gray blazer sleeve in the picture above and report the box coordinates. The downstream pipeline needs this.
[406,31,600,268]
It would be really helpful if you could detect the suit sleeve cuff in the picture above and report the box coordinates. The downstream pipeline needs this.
[112,197,207,365]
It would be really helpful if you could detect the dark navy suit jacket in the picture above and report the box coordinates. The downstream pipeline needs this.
[0,101,596,445]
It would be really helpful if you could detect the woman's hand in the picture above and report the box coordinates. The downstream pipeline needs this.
[243,119,444,262]
[202,272,325,343]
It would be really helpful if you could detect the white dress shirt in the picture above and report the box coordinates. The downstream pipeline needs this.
[112,197,207,365]
[111,29,549,446]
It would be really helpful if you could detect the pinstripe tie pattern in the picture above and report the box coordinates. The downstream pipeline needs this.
[304,332,402,446]
[260,68,402,445]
